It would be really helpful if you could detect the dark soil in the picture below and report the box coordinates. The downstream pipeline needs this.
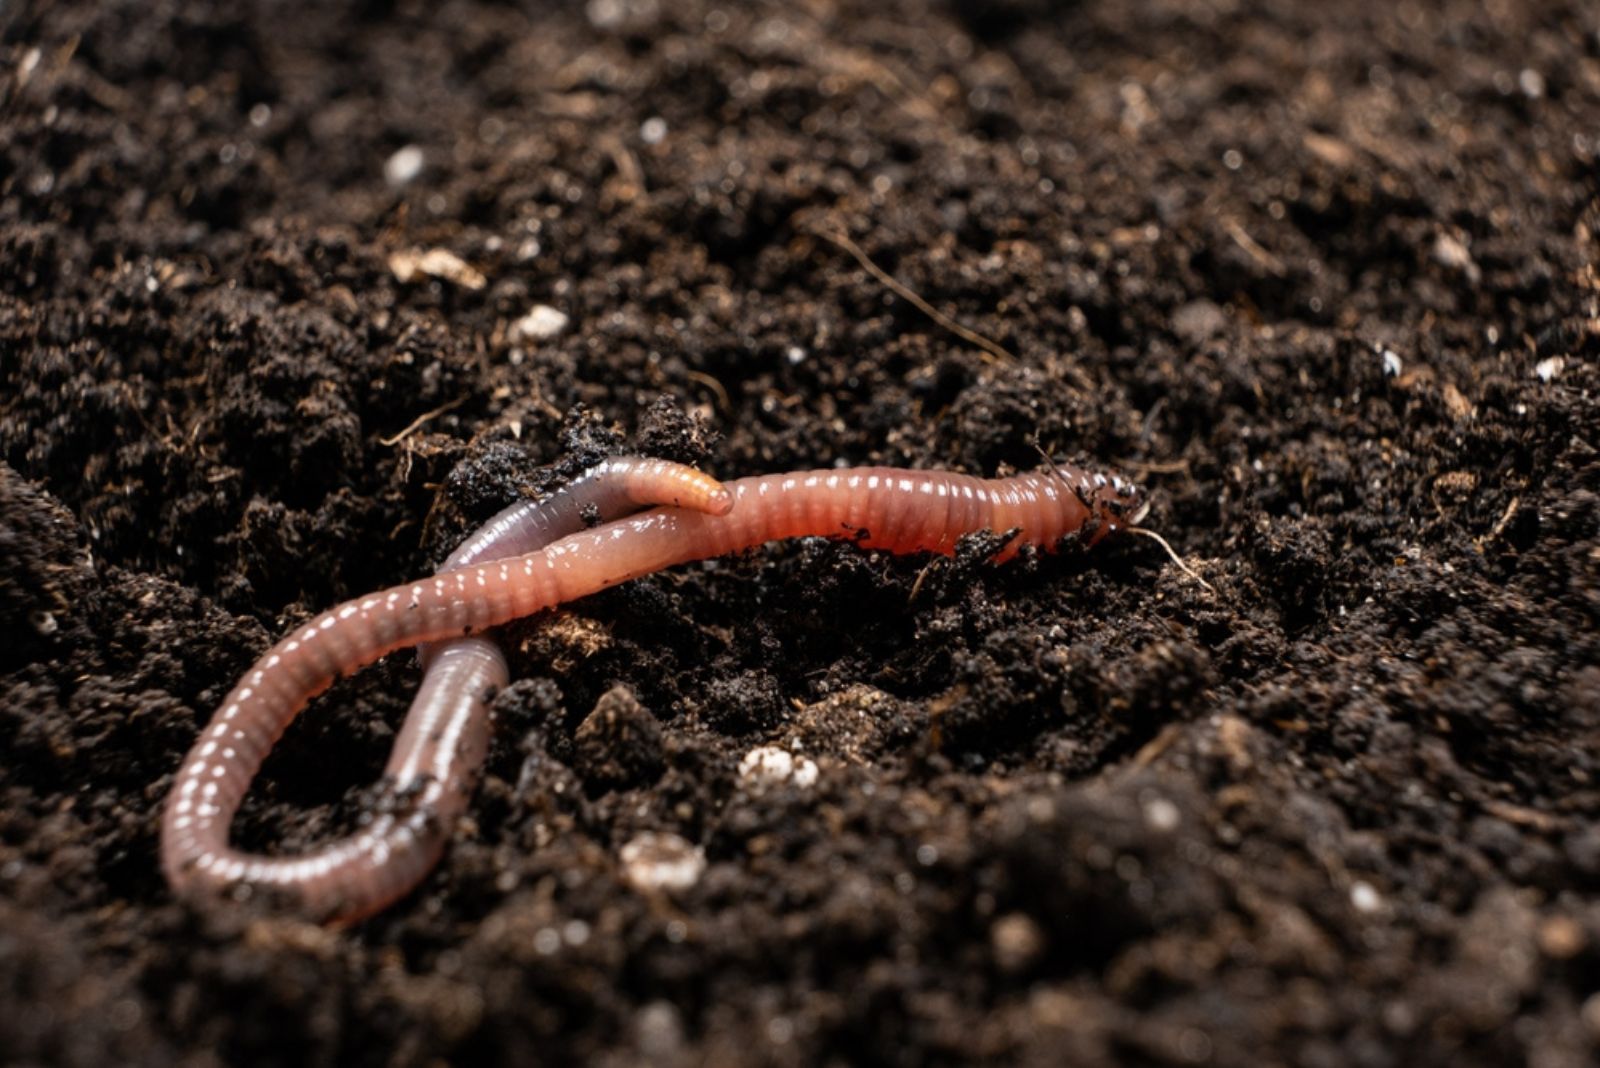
[3,1,1599,1064]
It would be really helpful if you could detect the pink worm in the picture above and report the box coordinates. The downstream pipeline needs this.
[163,456,732,921]
[161,460,1146,922]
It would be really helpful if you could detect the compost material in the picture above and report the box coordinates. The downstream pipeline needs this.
[3,1,1598,1065]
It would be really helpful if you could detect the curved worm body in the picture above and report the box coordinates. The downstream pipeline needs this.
[161,461,1144,921]
[163,457,732,921]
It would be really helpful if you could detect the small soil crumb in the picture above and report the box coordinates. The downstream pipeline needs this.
[389,248,487,289]
[572,685,665,793]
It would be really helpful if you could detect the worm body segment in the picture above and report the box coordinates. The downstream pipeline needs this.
[161,460,1143,921]
[162,456,731,921]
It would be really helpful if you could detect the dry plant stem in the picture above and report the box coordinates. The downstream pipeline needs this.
[162,461,1145,922]
[1126,527,1215,593]
[811,227,1018,364]
[162,457,733,923]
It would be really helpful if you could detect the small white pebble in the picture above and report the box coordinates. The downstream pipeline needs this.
[1535,356,1564,382]
[740,746,791,783]
[991,913,1045,973]
[586,0,623,29]
[1431,233,1480,282]
[791,758,818,788]
[1518,68,1545,99]
[1381,348,1403,377]
[1350,880,1382,914]
[510,304,570,342]
[620,832,705,894]
[1142,795,1181,833]
[635,1001,685,1057]
[738,745,818,790]
[533,926,561,955]
[384,144,425,187]
[785,345,808,366]
[640,116,668,145]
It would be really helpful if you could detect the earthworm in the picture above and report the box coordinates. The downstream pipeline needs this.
[161,456,733,922]
[161,460,1146,922]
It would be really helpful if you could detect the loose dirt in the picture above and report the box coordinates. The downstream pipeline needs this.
[3,1,1599,1065]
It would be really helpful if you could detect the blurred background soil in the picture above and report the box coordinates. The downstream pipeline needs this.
[2,0,1599,1064]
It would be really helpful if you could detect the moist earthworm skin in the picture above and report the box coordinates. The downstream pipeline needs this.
[688,465,1147,561]
[441,456,734,574]
[161,459,1142,923]
[161,456,732,923]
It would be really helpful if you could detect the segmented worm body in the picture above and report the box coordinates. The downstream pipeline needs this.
[161,460,1145,921]
[162,456,732,921]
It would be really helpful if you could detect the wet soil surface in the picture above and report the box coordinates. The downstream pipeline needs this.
[3,1,1600,1064]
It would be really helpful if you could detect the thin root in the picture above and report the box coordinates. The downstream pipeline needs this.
[1476,494,1521,552]
[1128,526,1216,593]
[380,396,467,447]
[907,557,939,603]
[811,226,1016,365]
[684,369,732,413]
[1029,439,1067,485]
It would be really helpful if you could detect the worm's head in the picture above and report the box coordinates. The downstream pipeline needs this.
[1078,469,1149,545]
